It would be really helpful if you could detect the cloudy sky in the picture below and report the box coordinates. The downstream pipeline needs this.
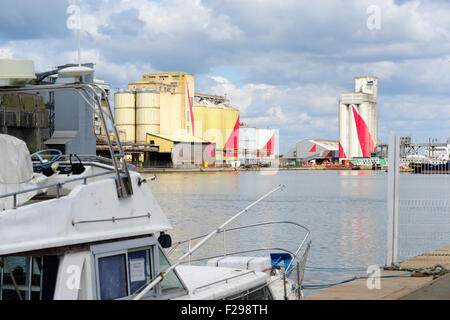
[1,0,449,153]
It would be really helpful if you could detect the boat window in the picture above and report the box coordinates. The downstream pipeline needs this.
[98,254,128,300]
[158,247,185,295]
[93,242,156,299]
[1,257,28,300]
[0,256,59,301]
[128,250,151,294]
[90,238,189,300]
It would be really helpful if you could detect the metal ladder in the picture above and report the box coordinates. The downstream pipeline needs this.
[84,83,133,199]
[0,82,134,199]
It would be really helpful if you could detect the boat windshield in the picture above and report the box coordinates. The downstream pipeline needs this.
[0,256,59,300]
[158,247,186,297]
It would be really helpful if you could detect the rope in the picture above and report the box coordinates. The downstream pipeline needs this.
[358,273,413,279]
[302,273,414,290]
[302,277,357,289]
[384,264,450,278]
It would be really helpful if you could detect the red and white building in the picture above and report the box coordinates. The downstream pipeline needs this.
[239,126,278,164]
[339,77,378,160]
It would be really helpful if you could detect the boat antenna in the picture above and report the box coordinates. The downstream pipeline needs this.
[59,0,94,78]
[132,184,285,300]
[67,0,82,66]
[76,14,81,67]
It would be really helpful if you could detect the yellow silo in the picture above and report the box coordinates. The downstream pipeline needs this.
[114,91,136,143]
[222,107,240,160]
[171,93,184,135]
[193,105,207,137]
[129,72,195,136]
[159,91,172,136]
[204,106,225,152]
[159,91,182,136]
[135,90,160,143]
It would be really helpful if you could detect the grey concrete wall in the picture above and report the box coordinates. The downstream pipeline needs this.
[54,63,96,155]
[0,94,49,153]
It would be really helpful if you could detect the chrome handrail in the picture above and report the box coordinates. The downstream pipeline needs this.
[167,220,310,261]
[0,163,118,209]
[180,247,299,264]
[32,154,136,169]
[166,220,311,300]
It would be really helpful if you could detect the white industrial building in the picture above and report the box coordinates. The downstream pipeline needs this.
[281,139,339,164]
[239,126,278,165]
[339,77,378,160]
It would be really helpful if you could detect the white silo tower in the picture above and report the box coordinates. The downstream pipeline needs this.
[339,77,378,160]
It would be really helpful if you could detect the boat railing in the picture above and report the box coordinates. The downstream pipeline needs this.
[0,162,120,209]
[166,220,311,298]
[168,220,310,259]
[56,154,122,166]
[0,83,134,199]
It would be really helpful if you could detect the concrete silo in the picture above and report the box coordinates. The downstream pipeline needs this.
[114,91,136,144]
[205,106,225,153]
[339,77,378,160]
[135,90,160,143]
[193,104,206,138]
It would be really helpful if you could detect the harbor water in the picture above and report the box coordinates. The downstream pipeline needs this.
[145,170,449,297]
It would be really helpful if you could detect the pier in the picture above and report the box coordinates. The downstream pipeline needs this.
[305,245,450,300]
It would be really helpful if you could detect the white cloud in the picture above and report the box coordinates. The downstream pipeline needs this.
[78,0,242,42]
[2,0,450,151]
[0,46,14,58]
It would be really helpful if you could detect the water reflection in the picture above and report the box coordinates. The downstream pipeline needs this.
[145,170,448,297]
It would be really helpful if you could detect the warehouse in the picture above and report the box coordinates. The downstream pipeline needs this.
[281,139,339,164]
[145,133,215,167]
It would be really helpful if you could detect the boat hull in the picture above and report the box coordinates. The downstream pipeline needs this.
[410,162,449,174]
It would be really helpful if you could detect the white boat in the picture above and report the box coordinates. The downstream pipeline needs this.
[0,83,311,301]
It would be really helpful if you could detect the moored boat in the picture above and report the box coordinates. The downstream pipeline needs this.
[0,83,311,301]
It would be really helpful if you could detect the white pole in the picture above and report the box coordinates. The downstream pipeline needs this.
[132,184,285,300]
[392,134,400,264]
[386,132,400,266]
[77,27,81,67]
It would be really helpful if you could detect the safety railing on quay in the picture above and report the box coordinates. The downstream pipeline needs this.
[386,133,450,266]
